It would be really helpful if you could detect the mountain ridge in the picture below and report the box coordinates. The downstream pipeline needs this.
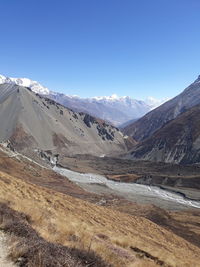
[0,74,166,126]
[0,83,129,159]
[123,75,200,141]
[126,102,200,164]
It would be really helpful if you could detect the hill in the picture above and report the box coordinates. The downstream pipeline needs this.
[0,147,200,266]
[0,83,128,158]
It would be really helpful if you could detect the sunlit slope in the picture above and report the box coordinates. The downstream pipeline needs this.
[0,83,127,157]
[0,168,200,266]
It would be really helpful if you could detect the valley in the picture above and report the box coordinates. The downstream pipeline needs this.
[1,2,200,266]
[53,165,200,210]
[0,145,200,266]
[57,154,200,201]
[0,76,200,266]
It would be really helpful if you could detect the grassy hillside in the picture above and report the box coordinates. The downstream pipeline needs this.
[0,156,200,266]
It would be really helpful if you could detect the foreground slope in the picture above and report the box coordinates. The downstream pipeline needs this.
[0,83,128,157]
[126,103,200,164]
[0,153,200,266]
[123,75,200,141]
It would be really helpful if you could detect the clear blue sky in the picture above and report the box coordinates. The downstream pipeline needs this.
[1,0,200,100]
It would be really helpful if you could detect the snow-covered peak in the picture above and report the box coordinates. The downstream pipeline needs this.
[93,94,120,101]
[0,74,168,110]
[92,94,135,103]
[0,74,12,84]
[0,74,49,95]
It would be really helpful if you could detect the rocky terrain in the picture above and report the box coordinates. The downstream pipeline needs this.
[126,103,200,164]
[0,75,200,266]
[0,232,15,267]
[123,75,200,141]
[0,83,129,158]
[57,153,200,201]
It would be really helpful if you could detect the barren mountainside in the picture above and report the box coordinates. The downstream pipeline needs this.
[126,103,200,164]
[0,83,128,158]
[123,75,200,141]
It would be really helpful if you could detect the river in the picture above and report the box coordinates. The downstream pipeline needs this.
[53,166,200,210]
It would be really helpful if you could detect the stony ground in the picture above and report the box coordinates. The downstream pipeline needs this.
[0,232,15,267]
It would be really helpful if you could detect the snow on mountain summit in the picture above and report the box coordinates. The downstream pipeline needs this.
[93,94,120,101]
[0,74,49,95]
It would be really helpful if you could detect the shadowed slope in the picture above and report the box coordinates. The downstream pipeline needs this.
[123,75,200,142]
[127,103,200,164]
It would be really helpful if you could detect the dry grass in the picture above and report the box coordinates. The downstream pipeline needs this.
[107,199,200,248]
[0,203,109,267]
[0,169,200,267]
[0,147,200,266]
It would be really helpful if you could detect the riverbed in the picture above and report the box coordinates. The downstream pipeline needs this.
[53,166,200,210]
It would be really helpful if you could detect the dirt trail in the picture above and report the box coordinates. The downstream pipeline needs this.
[0,231,16,267]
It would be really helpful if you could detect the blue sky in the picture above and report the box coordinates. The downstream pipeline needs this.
[1,0,200,100]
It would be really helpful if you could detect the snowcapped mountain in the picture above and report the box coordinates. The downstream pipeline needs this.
[0,74,49,95]
[0,74,166,126]
[48,92,152,126]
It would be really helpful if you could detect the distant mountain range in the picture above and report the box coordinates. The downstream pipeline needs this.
[47,93,151,126]
[0,74,166,126]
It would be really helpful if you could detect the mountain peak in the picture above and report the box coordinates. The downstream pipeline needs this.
[0,74,49,95]
[0,83,127,157]
[194,75,200,84]
[0,74,167,126]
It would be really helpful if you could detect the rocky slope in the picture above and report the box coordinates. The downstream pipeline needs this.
[123,75,200,141]
[0,83,128,158]
[126,103,200,164]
